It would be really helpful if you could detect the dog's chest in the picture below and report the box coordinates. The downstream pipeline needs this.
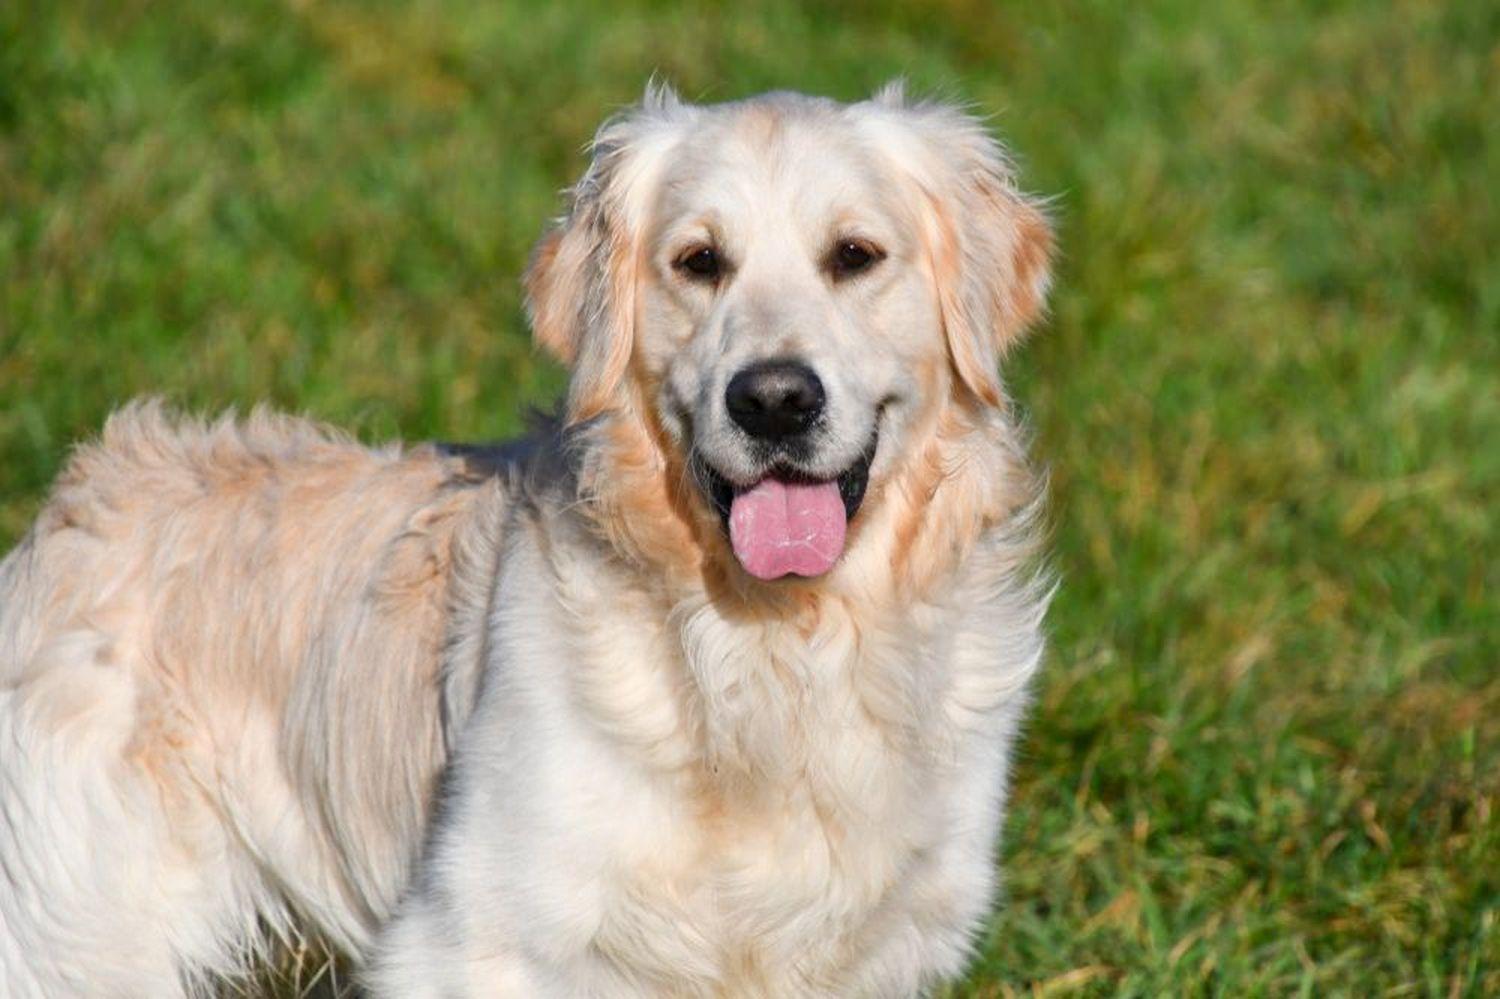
[574,594,955,990]
[593,751,936,995]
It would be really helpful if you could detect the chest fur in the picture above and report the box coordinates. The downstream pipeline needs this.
[514,518,1045,991]
[555,584,973,985]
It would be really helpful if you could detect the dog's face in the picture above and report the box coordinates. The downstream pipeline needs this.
[527,86,1051,583]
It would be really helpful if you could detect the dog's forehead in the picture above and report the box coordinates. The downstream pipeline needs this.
[656,100,895,222]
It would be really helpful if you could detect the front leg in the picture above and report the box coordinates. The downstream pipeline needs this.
[365,891,557,999]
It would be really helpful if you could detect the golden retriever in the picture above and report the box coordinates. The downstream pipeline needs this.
[0,83,1053,997]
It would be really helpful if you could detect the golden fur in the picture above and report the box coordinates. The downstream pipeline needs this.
[1,85,1053,997]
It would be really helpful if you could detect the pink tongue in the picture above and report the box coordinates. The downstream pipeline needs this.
[728,477,848,580]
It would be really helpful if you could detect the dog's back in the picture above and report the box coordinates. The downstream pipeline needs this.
[0,401,500,995]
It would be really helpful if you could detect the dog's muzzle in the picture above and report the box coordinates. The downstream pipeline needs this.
[696,429,877,581]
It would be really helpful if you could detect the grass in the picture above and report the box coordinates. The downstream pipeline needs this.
[2,0,1495,994]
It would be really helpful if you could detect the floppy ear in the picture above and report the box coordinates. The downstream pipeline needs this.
[872,88,1054,406]
[524,84,687,423]
[931,175,1052,407]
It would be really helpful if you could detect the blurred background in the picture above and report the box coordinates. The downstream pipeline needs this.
[1,0,1495,994]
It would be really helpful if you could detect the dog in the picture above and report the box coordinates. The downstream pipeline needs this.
[0,84,1054,997]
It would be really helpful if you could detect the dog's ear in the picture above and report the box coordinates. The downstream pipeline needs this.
[868,89,1054,407]
[932,171,1053,408]
[525,83,687,423]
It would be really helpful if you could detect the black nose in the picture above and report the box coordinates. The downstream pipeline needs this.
[725,359,826,441]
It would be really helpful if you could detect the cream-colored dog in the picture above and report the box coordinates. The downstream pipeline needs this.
[0,84,1053,997]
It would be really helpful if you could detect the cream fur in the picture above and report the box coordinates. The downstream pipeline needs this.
[0,86,1053,997]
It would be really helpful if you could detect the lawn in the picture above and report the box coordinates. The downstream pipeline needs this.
[1,0,1495,995]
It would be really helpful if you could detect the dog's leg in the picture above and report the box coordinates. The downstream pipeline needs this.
[0,631,260,997]
[363,894,554,998]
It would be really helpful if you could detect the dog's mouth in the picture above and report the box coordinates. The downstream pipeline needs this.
[697,432,878,581]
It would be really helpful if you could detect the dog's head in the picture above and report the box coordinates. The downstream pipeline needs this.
[527,84,1051,588]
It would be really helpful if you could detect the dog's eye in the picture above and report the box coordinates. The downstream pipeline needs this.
[674,246,722,282]
[829,239,883,279]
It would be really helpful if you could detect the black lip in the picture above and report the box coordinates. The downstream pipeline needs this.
[696,429,879,530]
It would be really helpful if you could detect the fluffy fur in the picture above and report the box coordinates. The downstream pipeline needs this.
[0,85,1053,997]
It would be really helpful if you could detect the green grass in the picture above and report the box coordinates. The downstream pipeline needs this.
[2,0,1495,994]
